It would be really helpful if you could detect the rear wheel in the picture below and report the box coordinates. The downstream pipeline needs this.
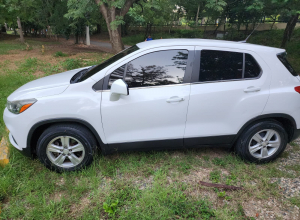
[36,124,97,172]
[235,120,288,163]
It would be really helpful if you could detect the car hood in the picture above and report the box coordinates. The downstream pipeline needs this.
[7,68,87,101]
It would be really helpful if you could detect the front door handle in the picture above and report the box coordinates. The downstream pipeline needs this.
[244,86,261,93]
[166,96,184,103]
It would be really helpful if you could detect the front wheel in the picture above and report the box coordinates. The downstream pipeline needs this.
[36,124,97,172]
[235,120,288,163]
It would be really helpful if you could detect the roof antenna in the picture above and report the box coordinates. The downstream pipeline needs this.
[239,22,261,43]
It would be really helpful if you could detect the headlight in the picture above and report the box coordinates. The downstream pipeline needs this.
[6,99,37,114]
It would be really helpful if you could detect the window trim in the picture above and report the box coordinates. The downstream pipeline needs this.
[190,50,263,84]
[102,49,195,90]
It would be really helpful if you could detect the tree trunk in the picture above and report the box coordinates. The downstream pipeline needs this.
[86,26,90,45]
[281,13,299,48]
[4,23,8,32]
[195,4,200,26]
[97,24,101,33]
[271,20,276,30]
[17,17,24,43]
[75,33,79,44]
[95,0,136,53]
[24,24,27,36]
[48,26,51,38]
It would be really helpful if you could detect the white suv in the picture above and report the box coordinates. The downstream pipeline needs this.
[3,39,300,172]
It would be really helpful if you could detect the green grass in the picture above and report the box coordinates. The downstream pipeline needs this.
[247,28,300,74]
[289,197,300,208]
[0,41,26,54]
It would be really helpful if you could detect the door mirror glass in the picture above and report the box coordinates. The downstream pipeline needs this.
[110,79,129,101]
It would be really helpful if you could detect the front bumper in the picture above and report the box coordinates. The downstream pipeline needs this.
[8,133,32,157]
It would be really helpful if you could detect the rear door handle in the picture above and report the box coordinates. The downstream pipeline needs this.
[244,86,261,93]
[166,96,184,103]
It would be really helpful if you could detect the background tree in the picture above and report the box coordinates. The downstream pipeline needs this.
[94,0,140,53]
[6,0,36,42]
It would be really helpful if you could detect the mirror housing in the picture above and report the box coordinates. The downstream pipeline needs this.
[110,79,129,101]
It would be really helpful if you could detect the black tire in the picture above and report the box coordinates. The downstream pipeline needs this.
[235,120,288,163]
[36,123,97,172]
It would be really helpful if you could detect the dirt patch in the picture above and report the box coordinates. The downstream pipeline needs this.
[70,193,91,216]
[33,70,46,77]
[134,175,154,190]
[182,168,213,183]
[50,191,66,203]
[55,177,65,186]
[243,198,300,220]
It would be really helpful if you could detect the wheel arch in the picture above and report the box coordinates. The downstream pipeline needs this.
[27,118,106,156]
[233,113,297,145]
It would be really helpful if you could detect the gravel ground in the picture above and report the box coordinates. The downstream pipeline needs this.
[270,139,300,199]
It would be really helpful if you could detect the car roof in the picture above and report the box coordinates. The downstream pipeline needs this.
[136,39,285,53]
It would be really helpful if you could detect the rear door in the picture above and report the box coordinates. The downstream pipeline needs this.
[184,47,271,146]
[101,46,194,151]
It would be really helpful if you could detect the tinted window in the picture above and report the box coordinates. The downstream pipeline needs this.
[244,54,261,78]
[277,52,298,76]
[125,50,188,88]
[108,65,126,89]
[200,50,243,82]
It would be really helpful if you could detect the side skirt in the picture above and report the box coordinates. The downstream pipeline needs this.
[103,135,235,155]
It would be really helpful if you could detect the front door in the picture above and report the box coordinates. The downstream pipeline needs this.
[101,47,194,151]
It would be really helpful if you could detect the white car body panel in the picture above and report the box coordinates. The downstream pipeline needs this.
[184,47,271,138]
[101,84,190,143]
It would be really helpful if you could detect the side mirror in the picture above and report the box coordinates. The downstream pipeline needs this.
[110,79,129,101]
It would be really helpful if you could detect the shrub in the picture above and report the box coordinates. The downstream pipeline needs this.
[62,58,82,70]
[54,51,68,57]
[173,29,204,38]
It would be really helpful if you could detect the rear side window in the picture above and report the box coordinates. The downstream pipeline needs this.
[277,52,298,76]
[199,50,261,82]
[200,50,243,82]
[245,54,261,78]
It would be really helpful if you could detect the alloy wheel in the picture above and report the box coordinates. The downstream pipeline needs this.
[46,136,85,168]
[248,129,281,159]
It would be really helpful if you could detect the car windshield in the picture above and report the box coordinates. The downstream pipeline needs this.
[80,45,140,82]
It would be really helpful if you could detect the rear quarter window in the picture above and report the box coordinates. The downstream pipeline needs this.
[277,52,298,76]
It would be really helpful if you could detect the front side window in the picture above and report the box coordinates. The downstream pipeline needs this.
[107,50,189,89]
[80,45,139,82]
[200,50,243,82]
[108,65,126,89]
[125,50,188,88]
